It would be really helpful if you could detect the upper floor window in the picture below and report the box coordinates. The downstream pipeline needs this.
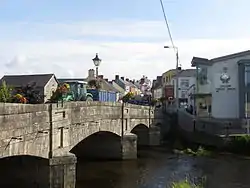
[180,79,189,88]
[245,65,250,87]
[181,91,186,98]
[197,66,208,85]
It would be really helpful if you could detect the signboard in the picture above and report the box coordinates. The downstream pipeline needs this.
[215,67,236,92]
[165,85,174,98]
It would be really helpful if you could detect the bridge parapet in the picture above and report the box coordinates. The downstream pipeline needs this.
[0,102,158,159]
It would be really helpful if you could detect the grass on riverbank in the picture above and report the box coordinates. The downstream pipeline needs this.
[172,179,203,188]
[173,146,212,157]
[227,135,250,155]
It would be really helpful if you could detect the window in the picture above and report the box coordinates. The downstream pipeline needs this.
[245,92,250,117]
[245,65,250,87]
[181,91,186,98]
[197,66,208,85]
[180,79,189,88]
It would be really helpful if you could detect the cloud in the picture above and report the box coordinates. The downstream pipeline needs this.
[0,20,250,80]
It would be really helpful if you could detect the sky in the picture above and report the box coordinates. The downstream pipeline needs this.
[0,0,250,80]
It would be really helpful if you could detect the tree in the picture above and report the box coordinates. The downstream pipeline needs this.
[13,82,44,104]
[88,79,101,89]
[0,81,13,103]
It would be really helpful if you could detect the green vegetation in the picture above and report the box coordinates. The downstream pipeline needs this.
[87,79,101,89]
[184,146,212,157]
[228,135,250,155]
[122,92,134,102]
[0,81,44,104]
[173,146,212,157]
[0,81,13,103]
[172,179,203,188]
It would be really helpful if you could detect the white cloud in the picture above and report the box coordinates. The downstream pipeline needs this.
[0,20,250,80]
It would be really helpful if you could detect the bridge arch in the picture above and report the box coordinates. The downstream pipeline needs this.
[131,124,149,147]
[70,131,122,160]
[0,155,49,187]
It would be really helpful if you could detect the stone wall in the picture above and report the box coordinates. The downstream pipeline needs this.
[0,102,161,159]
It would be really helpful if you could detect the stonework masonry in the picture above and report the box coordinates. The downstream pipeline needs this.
[0,101,164,188]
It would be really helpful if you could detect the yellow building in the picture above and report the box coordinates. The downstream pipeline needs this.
[161,69,176,86]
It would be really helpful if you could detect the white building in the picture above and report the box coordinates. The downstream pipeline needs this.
[191,50,250,119]
[170,69,196,107]
[153,87,163,99]
[152,76,163,99]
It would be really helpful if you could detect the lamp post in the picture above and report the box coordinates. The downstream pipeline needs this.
[92,53,102,78]
[164,45,179,108]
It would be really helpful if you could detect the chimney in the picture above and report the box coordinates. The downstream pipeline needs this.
[121,77,124,80]
[98,75,104,79]
[104,78,108,82]
[88,69,95,79]
[156,76,161,81]
[115,75,119,80]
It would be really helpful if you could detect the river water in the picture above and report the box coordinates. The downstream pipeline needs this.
[77,147,250,188]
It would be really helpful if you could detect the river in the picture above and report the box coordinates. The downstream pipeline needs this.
[77,147,250,188]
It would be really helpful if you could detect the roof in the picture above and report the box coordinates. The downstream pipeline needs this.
[118,79,133,87]
[191,50,250,67]
[110,81,125,93]
[191,57,209,67]
[172,69,196,78]
[162,69,176,75]
[58,78,87,83]
[1,74,56,87]
[100,79,119,92]
[152,76,162,90]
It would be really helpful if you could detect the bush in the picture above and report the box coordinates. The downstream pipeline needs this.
[122,92,134,102]
[88,79,101,89]
[0,81,13,103]
[228,135,250,155]
[172,179,203,188]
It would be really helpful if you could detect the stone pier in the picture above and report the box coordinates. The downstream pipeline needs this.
[49,153,77,188]
[121,133,137,160]
[149,126,161,146]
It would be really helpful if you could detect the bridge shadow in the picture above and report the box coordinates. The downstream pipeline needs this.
[70,131,122,161]
[70,131,123,188]
[0,155,49,188]
[153,104,172,144]
[131,124,149,150]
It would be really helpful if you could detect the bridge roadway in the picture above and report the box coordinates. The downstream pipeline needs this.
[0,101,164,188]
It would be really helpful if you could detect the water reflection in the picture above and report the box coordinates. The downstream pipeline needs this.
[77,149,250,188]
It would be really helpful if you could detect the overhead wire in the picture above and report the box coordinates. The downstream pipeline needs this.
[159,0,181,66]
[159,0,175,48]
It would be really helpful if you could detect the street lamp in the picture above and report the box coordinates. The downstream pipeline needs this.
[164,45,180,108]
[92,53,102,78]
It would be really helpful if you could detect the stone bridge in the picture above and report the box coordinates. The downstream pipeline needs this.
[0,101,164,188]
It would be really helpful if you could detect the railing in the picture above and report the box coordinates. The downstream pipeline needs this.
[177,109,247,136]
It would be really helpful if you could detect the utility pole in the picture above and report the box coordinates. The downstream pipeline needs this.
[164,46,179,109]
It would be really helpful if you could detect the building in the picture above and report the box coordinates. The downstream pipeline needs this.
[170,69,196,107]
[191,50,250,119]
[109,80,126,99]
[152,76,163,99]
[161,70,176,101]
[114,75,131,95]
[124,78,140,95]
[161,69,176,86]
[1,73,58,102]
